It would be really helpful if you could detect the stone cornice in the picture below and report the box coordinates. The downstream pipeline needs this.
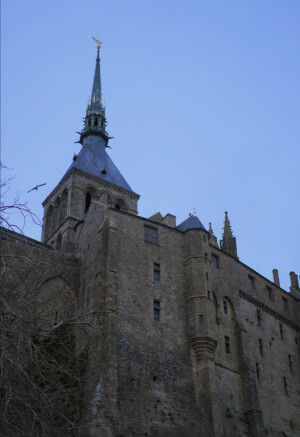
[43,167,140,206]
[239,290,300,332]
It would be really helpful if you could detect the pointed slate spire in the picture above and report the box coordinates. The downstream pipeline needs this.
[80,40,108,144]
[209,222,219,247]
[220,212,238,258]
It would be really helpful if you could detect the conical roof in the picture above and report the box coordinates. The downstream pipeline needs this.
[177,215,206,232]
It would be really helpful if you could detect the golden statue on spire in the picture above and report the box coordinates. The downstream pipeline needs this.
[92,37,102,49]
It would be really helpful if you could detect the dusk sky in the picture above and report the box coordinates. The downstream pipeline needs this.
[2,0,300,291]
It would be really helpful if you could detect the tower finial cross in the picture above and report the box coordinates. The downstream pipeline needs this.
[92,36,102,49]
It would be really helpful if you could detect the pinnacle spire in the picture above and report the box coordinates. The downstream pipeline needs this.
[222,211,234,239]
[80,40,108,144]
[209,222,219,247]
[220,211,238,258]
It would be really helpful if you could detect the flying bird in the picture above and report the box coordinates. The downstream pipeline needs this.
[27,183,47,193]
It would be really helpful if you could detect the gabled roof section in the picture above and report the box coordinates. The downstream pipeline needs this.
[65,135,133,192]
[176,215,207,232]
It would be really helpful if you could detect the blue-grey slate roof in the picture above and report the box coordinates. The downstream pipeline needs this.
[176,215,207,232]
[65,135,133,192]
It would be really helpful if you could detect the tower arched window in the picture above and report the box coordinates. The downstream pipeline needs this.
[88,118,91,126]
[94,118,98,126]
[114,198,127,212]
[85,192,92,213]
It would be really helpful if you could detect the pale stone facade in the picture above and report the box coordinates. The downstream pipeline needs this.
[1,46,299,437]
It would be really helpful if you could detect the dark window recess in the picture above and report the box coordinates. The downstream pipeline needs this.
[145,226,158,243]
[94,117,98,126]
[256,363,260,380]
[279,323,284,340]
[266,286,274,301]
[224,336,230,354]
[257,310,262,326]
[259,339,263,356]
[199,315,204,325]
[282,297,288,311]
[248,275,255,289]
[288,355,293,372]
[205,252,208,261]
[88,118,91,126]
[85,192,92,212]
[153,300,160,321]
[283,377,288,395]
[223,300,228,314]
[153,263,160,281]
[211,254,219,268]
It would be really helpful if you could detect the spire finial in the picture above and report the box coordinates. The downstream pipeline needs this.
[223,210,233,239]
[92,36,102,49]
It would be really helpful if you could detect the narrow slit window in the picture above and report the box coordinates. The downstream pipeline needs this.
[153,300,160,321]
[256,363,260,380]
[288,355,292,372]
[248,275,255,289]
[283,377,288,395]
[223,299,228,314]
[259,338,263,356]
[85,192,92,213]
[266,286,274,301]
[199,315,204,325]
[257,310,261,326]
[153,263,160,282]
[224,336,230,354]
[279,323,284,340]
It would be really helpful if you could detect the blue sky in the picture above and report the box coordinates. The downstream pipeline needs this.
[2,0,300,291]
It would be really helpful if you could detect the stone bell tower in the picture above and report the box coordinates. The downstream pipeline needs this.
[41,40,139,252]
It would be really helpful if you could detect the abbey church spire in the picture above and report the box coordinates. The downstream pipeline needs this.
[80,39,108,144]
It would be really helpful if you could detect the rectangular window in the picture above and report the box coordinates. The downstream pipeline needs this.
[211,254,219,268]
[199,315,204,325]
[248,275,255,289]
[224,336,230,354]
[282,297,288,311]
[266,286,274,301]
[144,226,158,243]
[259,338,263,356]
[153,300,160,321]
[153,263,160,281]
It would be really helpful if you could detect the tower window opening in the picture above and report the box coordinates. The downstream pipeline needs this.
[88,118,91,126]
[94,118,98,126]
[153,300,160,321]
[224,336,230,354]
[223,300,228,314]
[259,338,263,356]
[85,192,92,213]
[199,315,204,325]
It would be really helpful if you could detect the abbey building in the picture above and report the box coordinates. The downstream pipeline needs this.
[1,44,299,437]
